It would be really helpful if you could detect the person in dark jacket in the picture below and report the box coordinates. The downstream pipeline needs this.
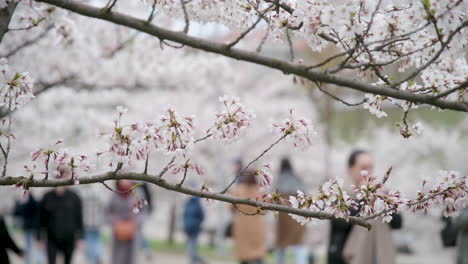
[38,168,83,264]
[14,192,42,264]
[0,216,23,264]
[327,150,402,264]
[183,196,206,264]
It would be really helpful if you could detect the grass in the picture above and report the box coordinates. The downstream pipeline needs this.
[330,107,465,143]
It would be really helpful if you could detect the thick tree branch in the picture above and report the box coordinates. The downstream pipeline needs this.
[0,172,371,228]
[34,0,468,112]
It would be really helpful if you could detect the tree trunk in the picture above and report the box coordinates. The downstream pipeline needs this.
[0,2,17,44]
[166,202,176,245]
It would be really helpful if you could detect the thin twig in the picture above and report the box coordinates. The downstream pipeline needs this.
[434,80,468,99]
[227,5,273,49]
[314,81,367,106]
[194,134,212,144]
[179,0,189,33]
[221,134,287,194]
[158,156,176,178]
[177,166,188,186]
[285,28,294,62]
[146,0,157,23]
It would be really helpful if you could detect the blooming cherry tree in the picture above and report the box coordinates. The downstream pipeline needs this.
[0,0,466,229]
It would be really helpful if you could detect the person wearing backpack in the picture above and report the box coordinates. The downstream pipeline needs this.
[183,195,206,264]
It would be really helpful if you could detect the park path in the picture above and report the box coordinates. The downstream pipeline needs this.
[9,246,455,264]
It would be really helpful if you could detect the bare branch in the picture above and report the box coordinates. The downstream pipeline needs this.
[1,26,52,58]
[146,0,157,23]
[314,81,367,107]
[0,172,372,228]
[434,79,468,99]
[227,5,273,49]
[179,0,189,33]
[285,28,294,62]
[105,0,118,12]
[221,134,287,194]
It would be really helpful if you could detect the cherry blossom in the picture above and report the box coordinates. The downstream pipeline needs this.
[254,163,273,191]
[273,109,316,150]
[159,107,195,153]
[363,94,387,118]
[169,158,206,176]
[208,95,255,143]
[0,58,35,110]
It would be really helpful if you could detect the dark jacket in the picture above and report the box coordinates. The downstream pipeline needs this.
[327,209,402,264]
[183,197,204,236]
[14,193,40,230]
[39,189,83,243]
[0,217,23,264]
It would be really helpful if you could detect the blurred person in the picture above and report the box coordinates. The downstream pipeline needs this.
[273,158,308,264]
[328,150,402,264]
[183,195,206,264]
[78,184,106,264]
[38,168,83,264]
[454,206,468,264]
[0,216,24,264]
[224,158,244,240]
[109,179,140,264]
[14,191,43,264]
[136,181,153,259]
[230,170,267,264]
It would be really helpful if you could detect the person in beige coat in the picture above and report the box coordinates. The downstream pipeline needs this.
[231,170,267,264]
[328,150,402,264]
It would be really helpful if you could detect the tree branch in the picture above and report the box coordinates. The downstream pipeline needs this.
[34,0,468,112]
[0,172,371,228]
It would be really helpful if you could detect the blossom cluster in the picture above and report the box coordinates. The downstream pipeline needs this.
[273,109,316,150]
[132,198,149,214]
[0,58,34,111]
[353,171,408,222]
[98,106,195,169]
[289,178,358,225]
[254,163,273,191]
[409,170,468,217]
[363,94,388,118]
[288,169,467,225]
[29,140,92,184]
[208,96,255,143]
[169,158,206,176]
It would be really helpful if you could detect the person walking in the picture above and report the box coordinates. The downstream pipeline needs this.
[109,179,140,264]
[231,170,267,264]
[328,150,402,264]
[14,192,42,264]
[273,158,308,264]
[79,184,107,264]
[0,216,23,264]
[183,195,206,264]
[38,168,83,264]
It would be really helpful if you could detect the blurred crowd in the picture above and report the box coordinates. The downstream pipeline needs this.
[0,150,467,264]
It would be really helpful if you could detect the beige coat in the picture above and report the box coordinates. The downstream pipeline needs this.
[276,194,306,248]
[343,219,396,264]
[231,184,267,261]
